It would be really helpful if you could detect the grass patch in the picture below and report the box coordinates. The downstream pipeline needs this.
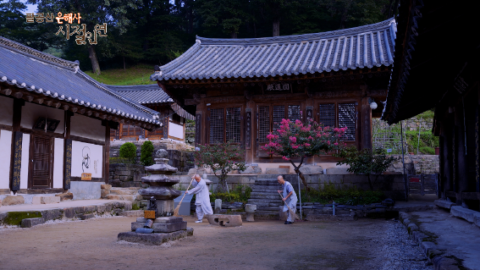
[303,182,385,205]
[84,64,157,86]
[4,211,42,226]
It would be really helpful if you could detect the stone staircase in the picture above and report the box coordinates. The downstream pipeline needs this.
[105,187,142,202]
[247,175,283,219]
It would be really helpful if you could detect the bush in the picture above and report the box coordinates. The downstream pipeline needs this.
[119,142,137,160]
[210,184,253,203]
[140,141,154,166]
[419,146,435,155]
[304,182,384,205]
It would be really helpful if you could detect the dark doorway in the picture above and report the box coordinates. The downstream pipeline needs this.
[29,134,53,189]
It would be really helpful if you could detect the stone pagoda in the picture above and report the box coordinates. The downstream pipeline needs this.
[117,153,193,245]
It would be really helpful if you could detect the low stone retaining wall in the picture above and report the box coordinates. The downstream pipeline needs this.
[0,201,132,227]
[176,173,407,200]
[109,164,145,187]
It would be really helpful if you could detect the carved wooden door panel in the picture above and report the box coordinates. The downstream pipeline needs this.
[29,135,53,189]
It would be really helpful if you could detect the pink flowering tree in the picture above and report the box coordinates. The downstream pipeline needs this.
[194,140,247,193]
[261,117,347,190]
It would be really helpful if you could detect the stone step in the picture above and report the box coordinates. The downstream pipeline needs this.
[256,206,283,211]
[110,188,140,196]
[255,174,284,180]
[251,186,281,191]
[247,198,282,204]
[106,194,142,202]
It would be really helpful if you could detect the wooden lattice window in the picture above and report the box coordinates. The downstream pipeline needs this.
[338,103,356,141]
[226,107,241,143]
[258,106,270,143]
[122,124,142,137]
[288,105,301,122]
[209,108,224,143]
[273,105,284,132]
[319,104,336,128]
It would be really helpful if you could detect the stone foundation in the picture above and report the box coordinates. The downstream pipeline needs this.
[117,228,193,245]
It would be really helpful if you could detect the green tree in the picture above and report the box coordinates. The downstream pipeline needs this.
[194,140,246,193]
[29,0,138,75]
[198,0,250,38]
[140,140,154,166]
[335,147,398,190]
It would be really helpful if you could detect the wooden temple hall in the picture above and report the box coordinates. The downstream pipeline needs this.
[382,0,480,210]
[0,36,161,195]
[151,18,397,168]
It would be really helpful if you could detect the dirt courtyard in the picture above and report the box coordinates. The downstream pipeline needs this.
[0,216,429,270]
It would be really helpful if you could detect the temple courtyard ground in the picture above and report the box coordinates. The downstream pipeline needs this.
[0,216,432,270]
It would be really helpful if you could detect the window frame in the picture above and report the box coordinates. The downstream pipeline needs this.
[206,104,244,144]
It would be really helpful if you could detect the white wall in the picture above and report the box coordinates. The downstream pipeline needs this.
[0,130,12,189]
[20,133,30,189]
[71,140,103,178]
[0,96,13,126]
[21,102,65,133]
[71,114,105,141]
[53,138,64,188]
[169,121,184,139]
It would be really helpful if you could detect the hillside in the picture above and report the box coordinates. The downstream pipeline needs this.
[84,65,157,86]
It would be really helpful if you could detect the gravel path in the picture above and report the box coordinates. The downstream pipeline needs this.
[369,220,433,270]
[0,216,433,270]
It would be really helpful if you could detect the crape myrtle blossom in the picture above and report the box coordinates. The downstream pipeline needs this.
[261,115,348,189]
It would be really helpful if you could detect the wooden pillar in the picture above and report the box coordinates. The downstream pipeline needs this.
[104,122,110,184]
[360,96,372,150]
[63,111,72,190]
[196,102,206,146]
[10,98,24,193]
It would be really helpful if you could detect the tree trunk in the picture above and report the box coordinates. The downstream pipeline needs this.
[272,18,280,36]
[290,157,310,191]
[88,45,101,75]
[367,174,374,190]
[231,31,238,38]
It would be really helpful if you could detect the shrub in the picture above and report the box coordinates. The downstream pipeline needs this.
[210,184,253,203]
[140,141,154,166]
[304,182,384,205]
[420,146,435,155]
[119,142,137,160]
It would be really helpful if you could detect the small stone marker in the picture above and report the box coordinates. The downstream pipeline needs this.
[245,204,257,222]
[207,214,242,227]
[215,199,222,214]
[21,218,45,228]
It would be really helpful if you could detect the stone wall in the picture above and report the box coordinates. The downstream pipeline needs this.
[386,155,439,174]
[175,173,407,200]
[109,164,145,187]
[110,140,194,173]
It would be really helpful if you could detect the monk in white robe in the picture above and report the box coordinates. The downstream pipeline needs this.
[187,174,213,223]
[277,175,298,224]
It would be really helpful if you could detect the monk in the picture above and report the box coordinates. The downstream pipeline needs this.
[187,174,213,223]
[277,175,298,224]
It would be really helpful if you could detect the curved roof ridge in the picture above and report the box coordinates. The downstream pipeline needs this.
[196,18,395,46]
[0,36,78,71]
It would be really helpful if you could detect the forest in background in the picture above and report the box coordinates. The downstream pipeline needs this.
[1,0,397,75]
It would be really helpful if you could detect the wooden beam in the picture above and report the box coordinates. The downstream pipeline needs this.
[13,92,23,99]
[35,98,44,105]
[26,95,34,102]
[104,121,110,184]
[71,107,78,113]
[54,102,61,109]
[0,88,12,96]
[87,110,92,116]
[63,105,69,111]
[78,108,86,114]
[45,100,52,106]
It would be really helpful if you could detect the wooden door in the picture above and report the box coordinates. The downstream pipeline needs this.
[29,135,53,189]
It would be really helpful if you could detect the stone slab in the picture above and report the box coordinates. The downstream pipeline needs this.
[131,221,187,233]
[79,214,94,220]
[451,206,476,223]
[2,195,24,206]
[56,193,73,201]
[41,196,60,204]
[21,217,45,228]
[117,230,189,245]
[434,200,456,210]
[207,214,242,227]
[154,217,183,223]
[32,197,42,205]
[120,210,144,217]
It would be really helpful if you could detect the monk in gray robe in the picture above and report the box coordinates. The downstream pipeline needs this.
[187,174,213,223]
[277,175,298,224]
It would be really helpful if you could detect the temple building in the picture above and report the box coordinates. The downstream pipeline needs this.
[382,0,479,210]
[150,18,396,170]
[0,37,161,198]
[106,84,194,142]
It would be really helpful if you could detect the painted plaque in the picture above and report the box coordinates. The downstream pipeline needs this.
[81,172,92,180]
[11,131,23,192]
[245,111,251,149]
[64,139,72,189]
[144,210,156,219]
[195,114,202,146]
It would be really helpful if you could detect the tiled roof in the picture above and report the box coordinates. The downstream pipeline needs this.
[151,18,396,81]
[106,84,172,104]
[106,84,195,120]
[0,36,161,125]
